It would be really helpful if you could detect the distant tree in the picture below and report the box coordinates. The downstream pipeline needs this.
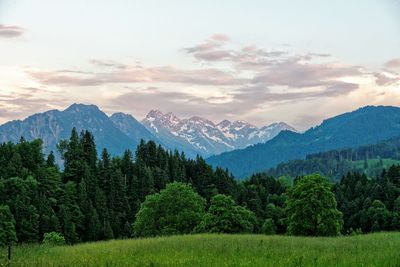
[42,232,65,246]
[3,176,40,243]
[0,205,17,264]
[285,174,343,236]
[196,194,256,234]
[58,205,79,244]
[363,158,369,169]
[261,218,276,235]
[367,200,390,232]
[46,151,56,168]
[133,182,205,237]
[0,205,17,247]
[80,130,98,171]
[264,203,285,233]
[59,128,85,183]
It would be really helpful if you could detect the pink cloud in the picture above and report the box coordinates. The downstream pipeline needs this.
[89,59,127,69]
[252,61,362,88]
[28,65,244,86]
[385,58,400,70]
[0,24,24,38]
[374,72,400,86]
[210,34,231,42]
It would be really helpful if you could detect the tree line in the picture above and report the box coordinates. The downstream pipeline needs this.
[0,129,399,247]
[267,135,400,180]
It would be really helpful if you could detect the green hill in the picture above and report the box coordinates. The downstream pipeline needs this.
[207,106,400,178]
[6,233,400,267]
[266,135,400,180]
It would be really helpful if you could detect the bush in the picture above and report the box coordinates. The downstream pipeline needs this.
[261,219,276,235]
[350,228,363,236]
[43,232,66,246]
[195,194,256,234]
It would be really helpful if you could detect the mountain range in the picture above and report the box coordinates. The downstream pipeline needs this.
[0,103,294,158]
[0,104,152,156]
[141,110,296,157]
[3,104,400,179]
[206,106,400,178]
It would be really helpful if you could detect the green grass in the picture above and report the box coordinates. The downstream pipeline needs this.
[3,232,400,267]
[353,158,400,169]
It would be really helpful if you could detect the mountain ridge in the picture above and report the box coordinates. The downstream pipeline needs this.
[266,134,400,181]
[0,104,295,159]
[206,105,400,178]
[0,103,146,157]
[141,109,296,157]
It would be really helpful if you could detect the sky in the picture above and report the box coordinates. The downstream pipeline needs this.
[0,0,399,130]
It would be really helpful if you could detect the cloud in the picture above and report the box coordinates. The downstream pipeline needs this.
[89,59,127,69]
[183,34,235,61]
[23,34,366,127]
[374,72,400,86]
[252,61,362,88]
[18,34,387,130]
[233,46,288,70]
[0,87,69,123]
[190,50,233,62]
[184,35,289,66]
[28,35,363,94]
[209,34,230,42]
[107,79,359,127]
[107,88,219,119]
[27,65,244,86]
[230,82,358,108]
[183,36,336,76]
[0,24,24,38]
[384,58,400,70]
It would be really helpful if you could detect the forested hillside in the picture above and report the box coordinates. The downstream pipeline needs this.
[267,135,400,180]
[207,106,400,178]
[0,129,400,246]
[0,129,239,244]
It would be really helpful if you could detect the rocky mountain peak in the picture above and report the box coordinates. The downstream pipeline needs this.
[142,110,297,156]
[145,109,164,120]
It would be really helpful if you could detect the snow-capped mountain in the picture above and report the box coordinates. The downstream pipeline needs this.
[142,110,297,157]
[217,120,296,149]
[0,104,297,160]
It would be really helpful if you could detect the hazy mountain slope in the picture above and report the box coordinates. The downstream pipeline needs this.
[110,112,157,144]
[0,104,143,156]
[266,135,400,181]
[207,106,400,178]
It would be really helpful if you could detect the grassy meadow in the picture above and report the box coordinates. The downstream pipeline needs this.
[2,232,400,267]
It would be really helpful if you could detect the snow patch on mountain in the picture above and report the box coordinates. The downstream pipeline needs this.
[142,110,297,156]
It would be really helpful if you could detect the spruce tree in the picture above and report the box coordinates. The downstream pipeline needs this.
[0,205,17,246]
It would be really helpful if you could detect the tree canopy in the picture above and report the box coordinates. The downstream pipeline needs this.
[133,182,205,237]
[285,174,343,236]
[0,129,400,243]
[196,194,256,234]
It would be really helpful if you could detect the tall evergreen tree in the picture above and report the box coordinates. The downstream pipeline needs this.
[0,205,17,247]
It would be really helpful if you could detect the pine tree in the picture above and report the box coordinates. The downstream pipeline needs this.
[0,205,17,246]
[46,151,56,168]
[80,130,98,172]
[86,204,101,241]
[60,128,85,183]
[58,205,78,244]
